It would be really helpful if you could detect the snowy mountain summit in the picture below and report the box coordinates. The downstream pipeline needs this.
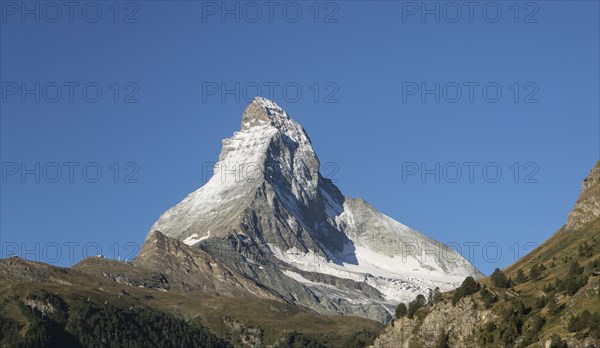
[148,97,483,322]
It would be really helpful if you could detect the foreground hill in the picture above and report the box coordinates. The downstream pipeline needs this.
[0,253,383,347]
[372,161,600,348]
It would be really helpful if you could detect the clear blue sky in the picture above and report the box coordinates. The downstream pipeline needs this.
[1,1,598,275]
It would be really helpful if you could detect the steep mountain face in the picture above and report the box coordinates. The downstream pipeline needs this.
[371,161,600,347]
[147,97,482,323]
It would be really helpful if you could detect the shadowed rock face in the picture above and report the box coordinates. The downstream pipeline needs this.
[144,97,483,323]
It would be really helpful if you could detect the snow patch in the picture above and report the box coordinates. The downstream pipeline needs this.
[183,231,211,246]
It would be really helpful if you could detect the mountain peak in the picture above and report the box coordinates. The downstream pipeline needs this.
[241,97,289,131]
[148,101,482,323]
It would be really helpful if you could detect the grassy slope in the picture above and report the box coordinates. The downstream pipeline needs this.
[500,218,600,341]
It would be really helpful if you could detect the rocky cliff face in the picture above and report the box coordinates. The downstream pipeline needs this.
[566,161,600,232]
[144,97,482,323]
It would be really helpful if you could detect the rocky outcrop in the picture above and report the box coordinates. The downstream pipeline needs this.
[223,316,264,348]
[371,296,494,348]
[566,160,600,231]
